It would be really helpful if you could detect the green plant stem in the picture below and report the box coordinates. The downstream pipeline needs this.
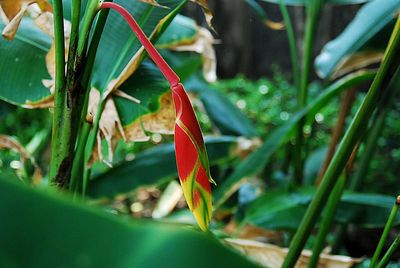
[378,230,400,268]
[49,0,66,184]
[70,7,112,193]
[370,196,400,268]
[50,0,101,187]
[308,175,345,268]
[278,0,299,90]
[282,17,400,268]
[331,67,400,253]
[294,0,323,185]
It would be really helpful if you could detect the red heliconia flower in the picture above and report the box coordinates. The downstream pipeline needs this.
[171,83,213,231]
[101,2,213,231]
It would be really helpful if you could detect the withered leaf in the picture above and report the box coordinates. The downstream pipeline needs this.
[189,0,214,30]
[0,0,52,40]
[225,238,362,268]
[163,26,217,82]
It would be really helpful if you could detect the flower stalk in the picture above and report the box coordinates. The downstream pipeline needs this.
[100,2,213,230]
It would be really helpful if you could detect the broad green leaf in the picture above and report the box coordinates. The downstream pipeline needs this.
[315,0,400,78]
[185,76,258,137]
[260,0,370,5]
[200,88,258,137]
[0,19,51,106]
[156,15,198,47]
[91,0,187,93]
[214,71,376,207]
[0,177,259,268]
[243,187,400,230]
[88,136,238,198]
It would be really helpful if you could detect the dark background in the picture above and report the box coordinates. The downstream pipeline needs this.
[184,1,361,79]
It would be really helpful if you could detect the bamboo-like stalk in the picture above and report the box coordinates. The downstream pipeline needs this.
[283,17,400,268]
[70,7,112,193]
[378,229,400,268]
[331,67,400,253]
[294,0,324,184]
[278,0,300,90]
[49,0,66,183]
[49,0,101,187]
[308,175,346,268]
[317,87,357,184]
[369,196,400,268]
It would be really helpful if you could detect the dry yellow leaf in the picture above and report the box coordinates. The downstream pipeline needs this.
[190,0,214,30]
[331,51,383,79]
[264,19,285,30]
[0,0,52,40]
[163,26,217,82]
[225,238,362,268]
[124,92,175,142]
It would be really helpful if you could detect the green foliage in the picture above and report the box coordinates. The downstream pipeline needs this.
[315,0,400,78]
[0,176,259,268]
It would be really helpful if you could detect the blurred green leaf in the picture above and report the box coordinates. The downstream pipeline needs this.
[0,19,52,106]
[88,136,238,198]
[315,0,400,78]
[244,187,400,230]
[214,71,375,206]
[200,88,258,137]
[0,177,259,268]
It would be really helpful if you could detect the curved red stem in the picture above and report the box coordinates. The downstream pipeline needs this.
[100,2,180,86]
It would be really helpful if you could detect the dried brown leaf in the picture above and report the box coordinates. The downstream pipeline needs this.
[124,92,175,142]
[264,20,285,30]
[88,89,127,164]
[332,51,383,79]
[166,26,217,82]
[225,238,362,268]
[190,0,214,30]
[0,0,52,40]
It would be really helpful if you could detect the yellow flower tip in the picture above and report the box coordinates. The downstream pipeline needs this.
[192,189,212,232]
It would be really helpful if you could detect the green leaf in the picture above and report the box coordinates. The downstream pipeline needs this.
[244,187,400,230]
[91,0,187,93]
[214,71,375,207]
[0,177,259,268]
[260,0,371,5]
[315,0,400,78]
[156,14,198,47]
[0,19,52,106]
[185,76,258,137]
[88,136,238,198]
[200,88,258,137]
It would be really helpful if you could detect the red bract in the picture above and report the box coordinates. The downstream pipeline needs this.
[101,2,213,231]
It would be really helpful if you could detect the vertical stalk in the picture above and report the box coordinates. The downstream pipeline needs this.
[50,0,101,187]
[278,0,300,90]
[377,230,400,268]
[308,175,345,268]
[70,7,112,193]
[294,0,324,184]
[317,87,357,184]
[282,17,400,268]
[49,0,66,183]
[332,66,400,253]
[369,196,400,268]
